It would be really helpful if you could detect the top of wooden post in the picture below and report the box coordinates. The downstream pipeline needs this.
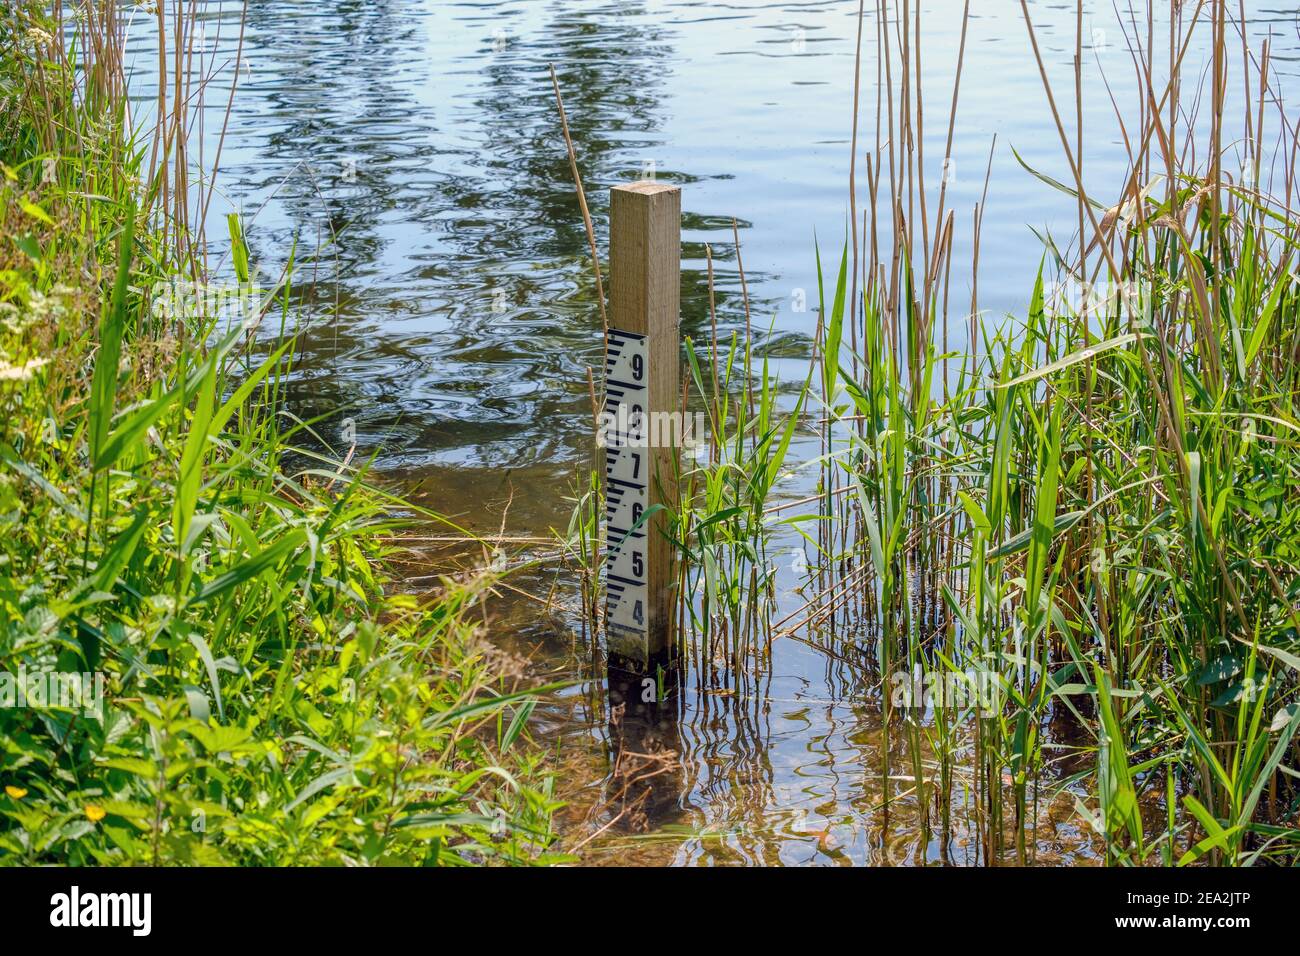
[613,181,679,197]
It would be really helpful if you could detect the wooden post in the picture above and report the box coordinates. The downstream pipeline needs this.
[604,181,680,679]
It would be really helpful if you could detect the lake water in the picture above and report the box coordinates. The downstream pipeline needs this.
[130,0,1300,864]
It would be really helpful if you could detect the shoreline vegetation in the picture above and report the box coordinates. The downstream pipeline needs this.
[1,4,560,865]
[560,0,1300,864]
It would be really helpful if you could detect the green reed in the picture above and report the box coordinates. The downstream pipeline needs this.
[766,0,1300,865]
[672,323,811,679]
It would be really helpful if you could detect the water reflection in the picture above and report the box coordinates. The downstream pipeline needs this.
[220,0,696,476]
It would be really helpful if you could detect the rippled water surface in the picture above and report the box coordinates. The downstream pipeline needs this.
[141,0,1300,864]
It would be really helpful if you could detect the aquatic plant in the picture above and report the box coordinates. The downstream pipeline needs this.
[804,0,1300,865]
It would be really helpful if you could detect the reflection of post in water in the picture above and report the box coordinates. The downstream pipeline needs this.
[601,181,683,822]
[604,660,682,826]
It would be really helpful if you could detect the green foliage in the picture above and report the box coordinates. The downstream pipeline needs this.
[0,5,557,866]
[820,168,1300,865]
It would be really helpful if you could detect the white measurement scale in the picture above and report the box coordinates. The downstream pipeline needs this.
[604,327,650,646]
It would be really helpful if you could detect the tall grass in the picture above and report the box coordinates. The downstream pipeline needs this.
[0,2,558,865]
[802,0,1300,864]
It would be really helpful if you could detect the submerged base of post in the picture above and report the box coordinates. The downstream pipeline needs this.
[605,654,681,826]
[607,651,679,737]
[607,620,677,723]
